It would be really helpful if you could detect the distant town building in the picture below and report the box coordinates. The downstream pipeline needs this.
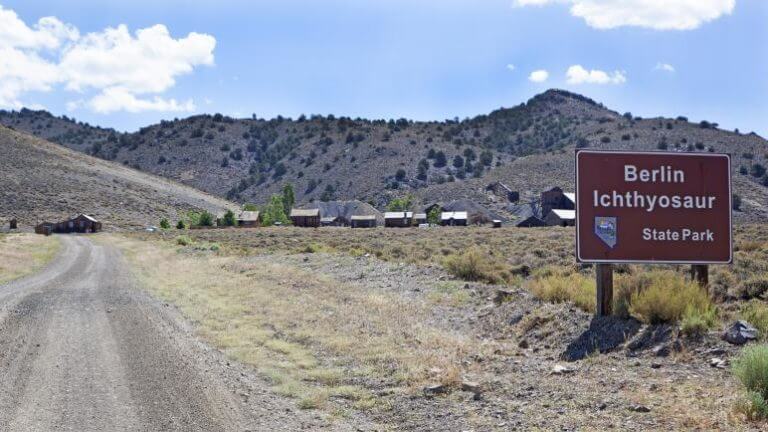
[350,215,377,228]
[541,187,575,217]
[384,212,413,228]
[492,220,502,228]
[237,211,260,227]
[290,208,320,227]
[440,211,468,226]
[413,213,428,225]
[545,209,575,227]
[486,182,519,202]
[35,214,102,235]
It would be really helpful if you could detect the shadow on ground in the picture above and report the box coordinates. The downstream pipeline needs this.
[561,316,642,361]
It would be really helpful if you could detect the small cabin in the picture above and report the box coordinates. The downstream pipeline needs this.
[440,211,468,226]
[36,214,102,235]
[237,211,260,227]
[350,215,377,228]
[545,209,575,227]
[384,212,413,228]
[413,213,428,225]
[492,220,502,228]
[290,208,321,227]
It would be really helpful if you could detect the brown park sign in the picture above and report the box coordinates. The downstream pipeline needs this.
[576,150,732,264]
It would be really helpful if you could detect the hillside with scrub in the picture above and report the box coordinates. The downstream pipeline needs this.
[2,90,767,221]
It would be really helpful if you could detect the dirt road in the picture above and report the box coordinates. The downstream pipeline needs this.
[0,236,358,431]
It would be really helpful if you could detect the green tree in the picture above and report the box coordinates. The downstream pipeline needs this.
[480,150,493,167]
[176,220,186,230]
[198,211,214,227]
[433,151,447,168]
[427,207,441,225]
[282,183,295,215]
[751,163,766,178]
[262,194,290,226]
[243,203,259,211]
[222,210,236,226]
[186,211,202,227]
[159,218,170,230]
[452,155,464,168]
[387,194,414,211]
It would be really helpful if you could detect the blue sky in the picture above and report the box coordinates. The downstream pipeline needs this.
[1,0,766,135]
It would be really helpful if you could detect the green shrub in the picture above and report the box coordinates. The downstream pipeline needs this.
[176,220,186,230]
[198,211,214,227]
[222,210,236,227]
[629,271,712,324]
[733,344,768,420]
[529,273,595,313]
[176,235,193,246]
[741,302,768,340]
[159,218,170,230]
[680,304,718,337]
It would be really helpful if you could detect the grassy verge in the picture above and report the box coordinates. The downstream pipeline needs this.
[0,233,60,284]
[109,234,481,414]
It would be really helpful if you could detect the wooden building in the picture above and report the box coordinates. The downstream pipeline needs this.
[492,220,502,228]
[541,187,575,217]
[35,214,102,235]
[485,182,519,203]
[413,213,427,225]
[440,211,468,226]
[384,212,413,228]
[544,209,575,227]
[237,211,260,227]
[351,215,377,228]
[290,208,320,227]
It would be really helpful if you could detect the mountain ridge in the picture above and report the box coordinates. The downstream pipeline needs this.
[2,89,766,222]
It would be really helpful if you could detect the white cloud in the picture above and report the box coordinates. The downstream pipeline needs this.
[506,64,516,71]
[0,4,215,113]
[655,62,675,73]
[514,0,735,30]
[88,87,195,114]
[0,47,60,107]
[529,69,549,82]
[566,65,626,85]
[0,5,78,50]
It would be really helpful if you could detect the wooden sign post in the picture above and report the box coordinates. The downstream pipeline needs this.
[576,150,732,316]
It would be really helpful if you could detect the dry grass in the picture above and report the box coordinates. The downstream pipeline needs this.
[179,226,576,277]
[109,234,481,412]
[0,234,60,284]
[527,272,596,313]
[628,271,713,324]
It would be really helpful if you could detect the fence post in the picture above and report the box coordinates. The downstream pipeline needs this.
[595,263,614,316]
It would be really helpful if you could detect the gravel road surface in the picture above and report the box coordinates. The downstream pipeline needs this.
[0,236,360,431]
